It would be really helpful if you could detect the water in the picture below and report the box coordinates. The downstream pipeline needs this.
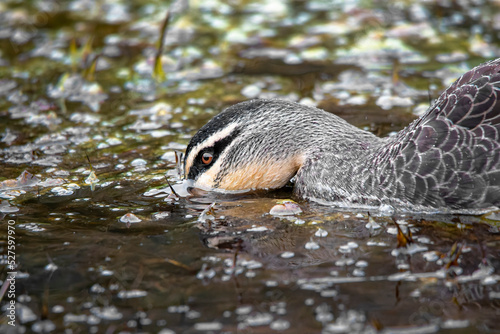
[1,0,500,333]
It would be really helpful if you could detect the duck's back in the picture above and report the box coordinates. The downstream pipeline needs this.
[376,59,500,209]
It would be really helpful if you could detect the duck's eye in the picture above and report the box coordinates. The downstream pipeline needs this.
[201,152,213,165]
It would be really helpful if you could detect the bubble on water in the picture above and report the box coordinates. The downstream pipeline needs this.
[284,53,302,64]
[471,263,495,279]
[152,212,170,220]
[90,284,106,294]
[231,306,251,317]
[320,290,338,298]
[409,289,421,298]
[247,225,269,232]
[280,251,295,259]
[489,291,500,299]
[339,242,358,253]
[416,236,433,244]
[245,312,274,327]
[366,241,387,247]
[90,306,122,320]
[0,200,19,212]
[355,260,368,268]
[185,310,201,319]
[323,309,367,333]
[301,47,329,61]
[241,260,263,270]
[102,2,130,23]
[0,189,25,200]
[315,303,334,323]
[52,305,64,313]
[17,303,38,323]
[117,290,148,299]
[378,203,396,214]
[129,119,163,131]
[32,320,56,333]
[33,156,62,167]
[44,263,58,272]
[270,319,290,331]
[158,329,175,334]
[335,258,355,266]
[18,295,31,303]
[120,213,142,224]
[0,79,17,95]
[422,251,439,262]
[386,227,398,235]
[196,264,216,280]
[130,158,147,166]
[194,322,223,331]
[243,270,255,278]
[315,228,328,237]
[265,280,278,287]
[87,315,100,325]
[294,219,305,225]
[167,305,189,313]
[241,84,262,98]
[97,142,109,149]
[482,276,498,285]
[100,270,114,276]
[352,268,365,277]
[269,200,302,216]
[83,302,94,310]
[305,240,320,250]
[376,95,413,110]
[392,243,428,256]
[17,222,46,232]
[160,151,176,162]
[64,313,87,323]
[441,319,470,329]
[69,112,100,125]
[150,130,172,138]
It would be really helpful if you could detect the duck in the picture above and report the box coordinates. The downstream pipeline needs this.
[183,59,500,211]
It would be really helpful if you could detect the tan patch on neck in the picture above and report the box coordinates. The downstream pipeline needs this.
[195,154,305,191]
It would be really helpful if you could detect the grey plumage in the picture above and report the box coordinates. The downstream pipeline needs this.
[184,59,500,211]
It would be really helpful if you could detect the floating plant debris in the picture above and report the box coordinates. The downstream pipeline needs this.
[269,199,303,216]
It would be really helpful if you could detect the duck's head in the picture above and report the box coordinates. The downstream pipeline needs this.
[183,99,310,192]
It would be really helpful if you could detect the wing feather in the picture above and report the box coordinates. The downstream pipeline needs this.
[380,59,500,208]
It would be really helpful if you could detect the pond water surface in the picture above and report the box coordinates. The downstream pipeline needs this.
[1,0,500,333]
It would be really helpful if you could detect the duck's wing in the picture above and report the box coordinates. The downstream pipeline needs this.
[380,59,500,209]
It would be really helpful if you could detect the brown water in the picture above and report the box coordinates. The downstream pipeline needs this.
[1,0,500,333]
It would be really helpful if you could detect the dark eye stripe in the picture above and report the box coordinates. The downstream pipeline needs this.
[187,129,241,181]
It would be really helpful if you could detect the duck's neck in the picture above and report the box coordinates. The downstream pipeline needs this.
[292,122,389,206]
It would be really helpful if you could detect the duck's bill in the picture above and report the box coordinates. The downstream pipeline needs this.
[184,178,255,195]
